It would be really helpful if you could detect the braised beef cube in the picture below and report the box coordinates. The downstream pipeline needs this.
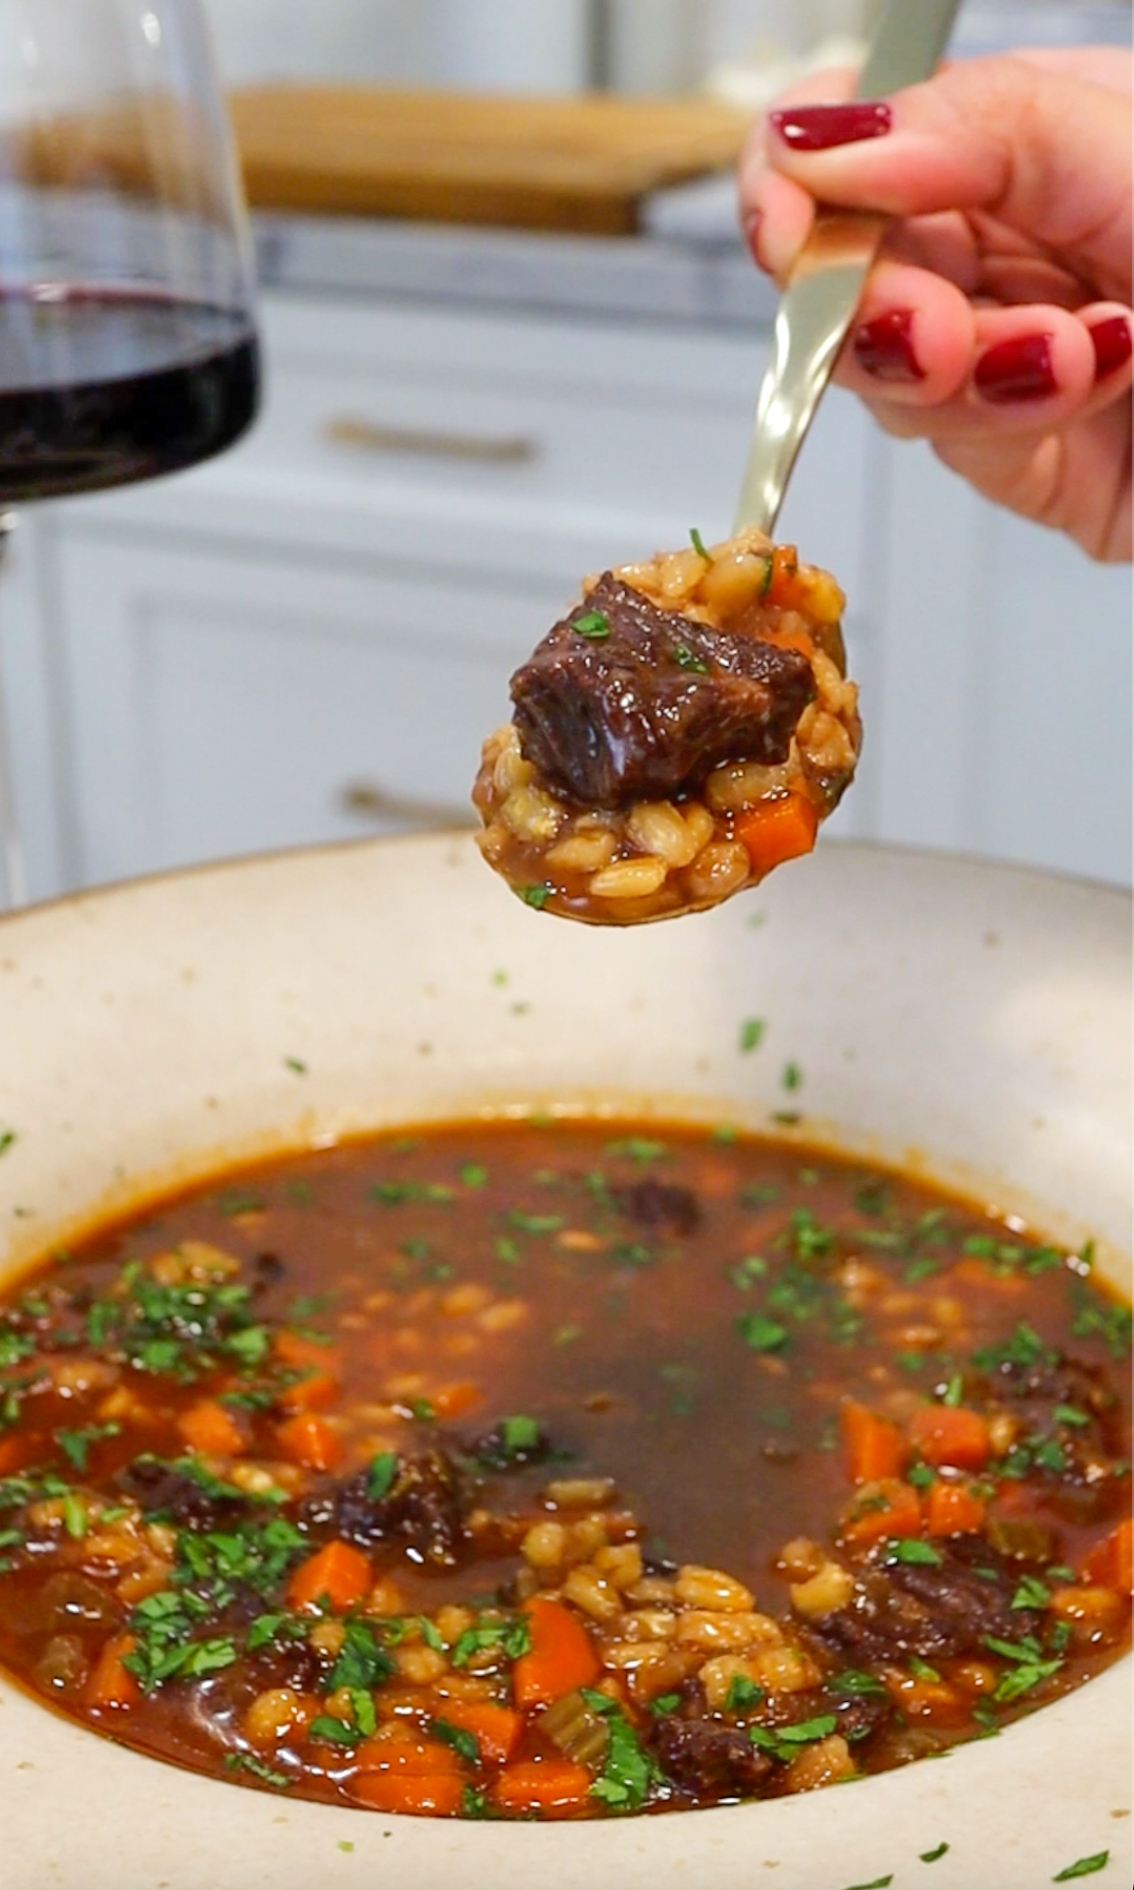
[816,1538,1043,1665]
[301,1448,473,1569]
[651,1715,772,1800]
[510,573,816,806]
[616,1178,702,1237]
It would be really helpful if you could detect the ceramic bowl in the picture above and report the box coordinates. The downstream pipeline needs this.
[0,836,1129,1890]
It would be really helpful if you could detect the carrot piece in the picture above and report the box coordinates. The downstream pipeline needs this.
[882,1669,969,1727]
[275,1411,342,1473]
[431,1699,521,1766]
[430,1381,482,1420]
[908,1404,991,1473]
[951,1256,1028,1297]
[0,1434,31,1476]
[176,1398,246,1458]
[349,1772,464,1816]
[1083,1517,1134,1595]
[765,543,804,608]
[492,1759,594,1819]
[83,1633,141,1711]
[277,1370,340,1414]
[512,1596,600,1708]
[355,1729,462,1777]
[287,1539,372,1612]
[841,1399,907,1485]
[735,793,819,878]
[274,1329,341,1373]
[839,1477,922,1549]
[926,1480,987,1537]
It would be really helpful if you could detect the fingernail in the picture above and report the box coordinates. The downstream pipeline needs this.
[743,208,764,262]
[853,310,925,383]
[1089,314,1132,380]
[974,333,1057,404]
[769,101,892,153]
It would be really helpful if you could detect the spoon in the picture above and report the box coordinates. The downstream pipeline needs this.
[734,0,963,537]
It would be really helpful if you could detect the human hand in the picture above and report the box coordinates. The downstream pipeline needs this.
[738,48,1132,560]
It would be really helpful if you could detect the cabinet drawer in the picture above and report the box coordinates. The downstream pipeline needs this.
[54,533,568,886]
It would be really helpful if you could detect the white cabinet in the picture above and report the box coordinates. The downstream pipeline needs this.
[51,534,565,885]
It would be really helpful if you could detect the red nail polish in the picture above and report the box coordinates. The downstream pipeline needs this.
[974,333,1057,404]
[853,310,925,383]
[1089,314,1132,380]
[770,101,892,153]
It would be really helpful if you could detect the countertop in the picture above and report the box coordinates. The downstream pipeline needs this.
[252,204,776,332]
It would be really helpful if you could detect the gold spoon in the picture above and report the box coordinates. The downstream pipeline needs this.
[734,0,963,537]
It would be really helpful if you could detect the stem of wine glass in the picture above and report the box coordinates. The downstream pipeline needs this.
[0,514,28,912]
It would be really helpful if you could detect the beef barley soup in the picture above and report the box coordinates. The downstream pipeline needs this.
[0,1121,1128,1820]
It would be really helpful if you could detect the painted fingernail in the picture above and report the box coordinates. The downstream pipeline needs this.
[974,333,1057,404]
[853,310,925,383]
[1089,314,1132,380]
[769,101,892,153]
[743,208,764,262]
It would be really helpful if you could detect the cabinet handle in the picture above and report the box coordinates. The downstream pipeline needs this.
[337,779,477,830]
[324,416,540,465]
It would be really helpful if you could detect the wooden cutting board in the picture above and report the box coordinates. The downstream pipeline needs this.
[229,87,751,236]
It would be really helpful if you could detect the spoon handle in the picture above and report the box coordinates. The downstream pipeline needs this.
[733,0,963,537]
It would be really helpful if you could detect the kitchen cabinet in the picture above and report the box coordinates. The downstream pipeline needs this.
[3,236,1129,901]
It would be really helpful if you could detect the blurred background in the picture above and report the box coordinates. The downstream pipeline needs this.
[3,0,1131,901]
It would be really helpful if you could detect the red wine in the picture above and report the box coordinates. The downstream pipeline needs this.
[0,288,259,502]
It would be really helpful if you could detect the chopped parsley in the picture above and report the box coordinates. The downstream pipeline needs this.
[54,1422,120,1471]
[506,1211,564,1236]
[983,1634,1063,1701]
[283,1057,308,1075]
[1010,1574,1051,1611]
[689,527,711,559]
[460,1163,488,1189]
[573,609,610,640]
[919,1843,949,1863]
[749,1713,838,1764]
[0,1128,15,1156]
[605,1137,667,1166]
[886,1539,942,1567]
[781,1061,803,1092]
[518,886,552,910]
[1052,1855,1109,1882]
[724,1674,765,1713]
[431,1717,480,1765]
[737,1312,788,1354]
[672,643,709,675]
[580,1690,658,1811]
[224,1751,290,1789]
[738,1017,766,1054]
[328,1621,393,1694]
[367,1451,399,1500]
[450,1615,530,1669]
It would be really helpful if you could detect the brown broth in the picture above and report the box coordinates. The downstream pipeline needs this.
[0,1121,1129,1819]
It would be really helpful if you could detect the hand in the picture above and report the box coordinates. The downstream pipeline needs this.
[738,48,1133,560]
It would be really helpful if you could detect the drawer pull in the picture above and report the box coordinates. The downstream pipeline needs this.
[325,416,540,465]
[338,779,476,830]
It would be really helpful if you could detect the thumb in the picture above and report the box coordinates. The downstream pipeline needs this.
[764,52,1132,302]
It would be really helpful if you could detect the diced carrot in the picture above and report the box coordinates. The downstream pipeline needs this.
[0,1434,31,1476]
[952,1257,1027,1296]
[908,1404,991,1472]
[839,1477,922,1549]
[287,1539,372,1612]
[765,543,805,609]
[277,1370,340,1414]
[275,1411,342,1473]
[430,1699,521,1766]
[841,1399,906,1485]
[176,1398,246,1458]
[274,1329,341,1373]
[492,1759,594,1819]
[355,1729,462,1777]
[1082,1518,1134,1595]
[83,1633,141,1711]
[735,793,819,878]
[512,1596,600,1708]
[430,1381,482,1420]
[349,1772,464,1816]
[926,1480,987,1537]
[882,1669,969,1727]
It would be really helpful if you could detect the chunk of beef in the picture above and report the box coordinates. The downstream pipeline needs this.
[986,1349,1126,1525]
[814,1538,1042,1665]
[651,1714,773,1801]
[510,573,816,806]
[616,1178,702,1237]
[117,1456,255,1531]
[300,1449,472,1569]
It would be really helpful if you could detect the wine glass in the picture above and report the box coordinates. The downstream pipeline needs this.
[0,0,261,906]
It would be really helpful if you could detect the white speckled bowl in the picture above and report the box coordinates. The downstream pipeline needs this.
[0,837,1129,1890]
